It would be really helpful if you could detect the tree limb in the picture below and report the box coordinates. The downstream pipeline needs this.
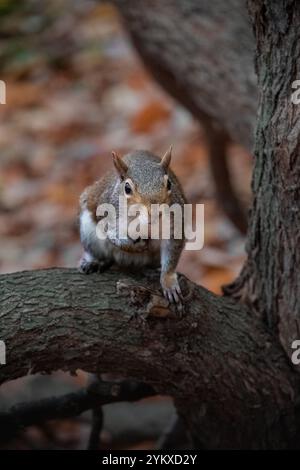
[0,376,154,441]
[206,125,248,234]
[114,0,257,151]
[111,0,254,234]
[0,267,300,448]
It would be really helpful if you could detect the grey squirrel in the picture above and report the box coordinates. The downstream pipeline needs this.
[79,147,186,304]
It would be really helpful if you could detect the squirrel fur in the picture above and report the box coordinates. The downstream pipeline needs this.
[79,148,186,304]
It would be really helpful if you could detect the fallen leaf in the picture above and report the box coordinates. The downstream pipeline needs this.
[130,101,171,133]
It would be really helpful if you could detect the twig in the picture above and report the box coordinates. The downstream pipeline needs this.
[87,406,104,450]
[0,379,155,441]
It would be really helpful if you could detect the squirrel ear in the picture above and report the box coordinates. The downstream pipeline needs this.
[160,145,172,169]
[112,151,128,179]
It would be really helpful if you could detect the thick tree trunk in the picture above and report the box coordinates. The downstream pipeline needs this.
[1,268,300,449]
[226,1,300,361]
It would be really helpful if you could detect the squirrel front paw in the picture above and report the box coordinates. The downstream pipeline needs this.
[160,271,182,304]
[79,255,113,274]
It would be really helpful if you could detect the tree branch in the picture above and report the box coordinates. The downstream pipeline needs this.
[206,125,248,234]
[0,376,154,441]
[0,267,300,448]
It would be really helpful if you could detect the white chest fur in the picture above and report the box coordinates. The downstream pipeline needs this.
[80,209,160,268]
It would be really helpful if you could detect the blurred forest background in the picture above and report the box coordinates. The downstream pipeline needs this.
[0,0,252,449]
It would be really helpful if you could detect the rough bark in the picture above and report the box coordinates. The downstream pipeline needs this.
[111,0,256,232]
[226,1,300,361]
[1,268,300,449]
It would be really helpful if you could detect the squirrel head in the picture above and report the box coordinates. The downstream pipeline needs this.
[111,147,173,207]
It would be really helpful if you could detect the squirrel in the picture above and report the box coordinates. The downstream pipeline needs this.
[78,147,186,304]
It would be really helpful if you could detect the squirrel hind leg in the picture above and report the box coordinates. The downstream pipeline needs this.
[79,251,113,274]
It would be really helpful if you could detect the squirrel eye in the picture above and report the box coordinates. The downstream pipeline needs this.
[124,182,132,195]
[166,178,171,191]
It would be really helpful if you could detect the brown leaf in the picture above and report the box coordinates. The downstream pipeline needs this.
[130,101,171,133]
